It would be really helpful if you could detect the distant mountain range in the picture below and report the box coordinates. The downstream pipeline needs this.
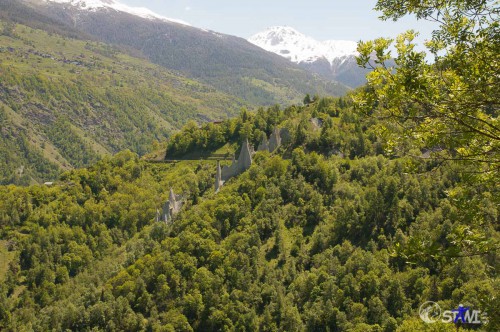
[249,26,370,88]
[249,26,358,65]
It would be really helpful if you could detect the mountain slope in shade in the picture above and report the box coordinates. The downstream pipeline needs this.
[249,26,370,88]
[13,0,349,105]
[0,20,247,184]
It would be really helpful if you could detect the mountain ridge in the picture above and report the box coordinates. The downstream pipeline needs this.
[249,26,370,88]
[248,26,358,65]
[13,0,349,105]
[39,0,190,25]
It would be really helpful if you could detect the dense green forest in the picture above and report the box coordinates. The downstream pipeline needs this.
[0,0,498,331]
[0,20,246,185]
[0,96,498,330]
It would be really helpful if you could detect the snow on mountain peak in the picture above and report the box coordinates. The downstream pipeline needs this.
[248,26,357,65]
[43,0,190,26]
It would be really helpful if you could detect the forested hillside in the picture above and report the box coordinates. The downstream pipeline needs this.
[0,97,498,331]
[0,0,498,331]
[0,20,245,185]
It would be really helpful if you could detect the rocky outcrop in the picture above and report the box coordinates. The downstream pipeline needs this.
[216,128,285,192]
[156,188,183,223]
[268,127,282,152]
[257,135,269,152]
[221,138,253,181]
[215,160,224,192]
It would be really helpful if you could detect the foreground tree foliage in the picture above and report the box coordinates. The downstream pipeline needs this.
[355,0,499,295]
[356,0,499,171]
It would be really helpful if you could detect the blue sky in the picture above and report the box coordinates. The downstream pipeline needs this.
[121,0,438,45]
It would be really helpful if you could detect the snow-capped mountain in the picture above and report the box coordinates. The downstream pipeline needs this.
[11,0,347,104]
[248,26,357,65]
[41,0,189,25]
[249,26,368,88]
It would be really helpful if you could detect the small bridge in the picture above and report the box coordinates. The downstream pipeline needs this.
[146,153,235,163]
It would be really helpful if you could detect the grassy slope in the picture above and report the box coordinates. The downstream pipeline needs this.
[0,20,248,184]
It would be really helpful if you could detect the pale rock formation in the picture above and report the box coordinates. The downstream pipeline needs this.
[160,188,183,223]
[215,160,224,192]
[268,127,282,152]
[310,117,323,129]
[221,138,253,182]
[257,135,269,152]
[214,129,286,192]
